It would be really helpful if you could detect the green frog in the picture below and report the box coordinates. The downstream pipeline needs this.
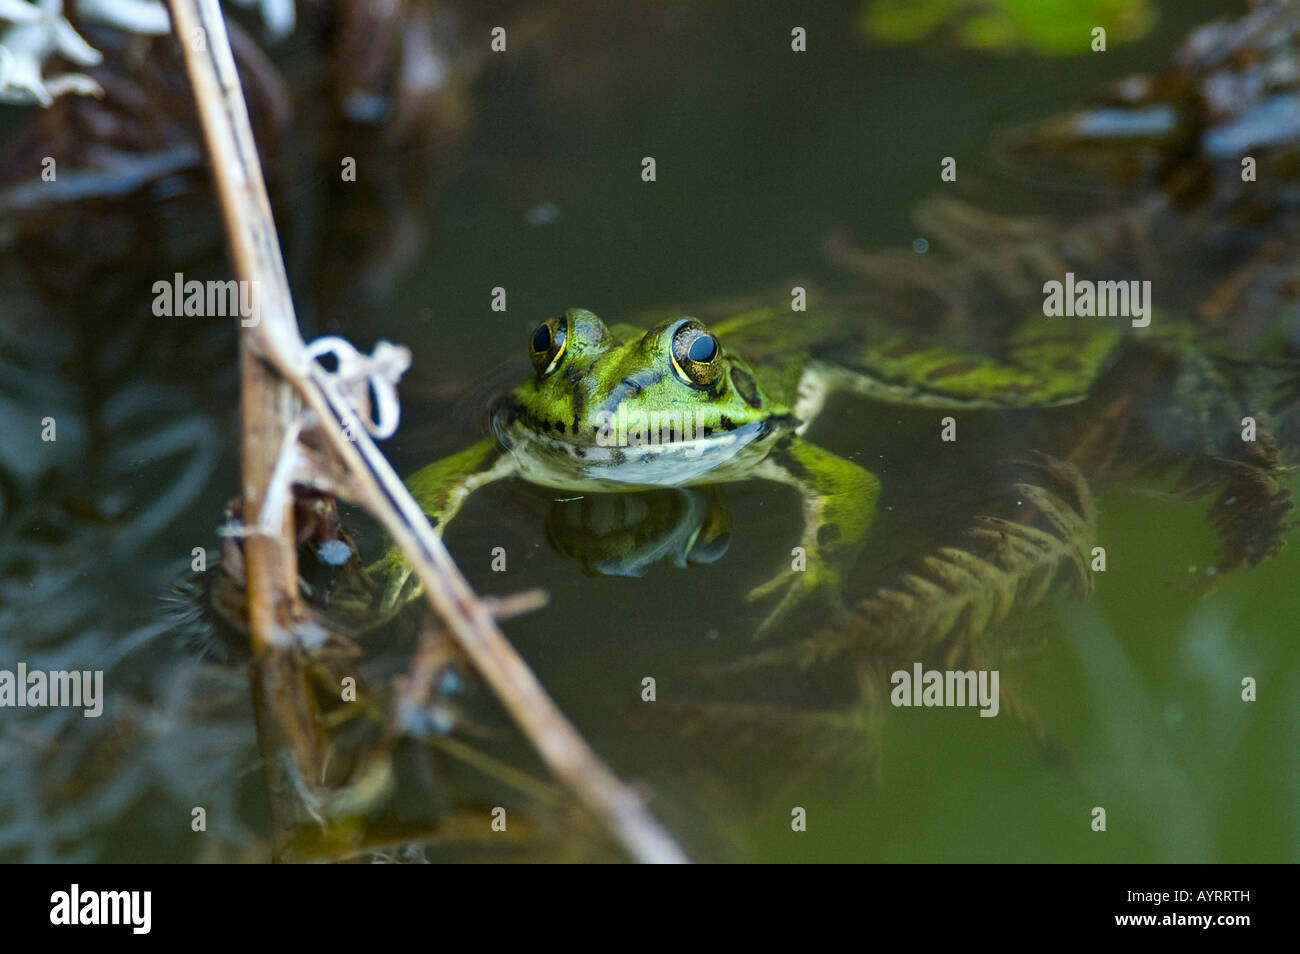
[371,304,1121,634]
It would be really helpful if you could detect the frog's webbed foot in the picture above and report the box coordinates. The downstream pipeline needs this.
[366,437,514,619]
[748,437,880,638]
[746,561,848,639]
[373,549,421,615]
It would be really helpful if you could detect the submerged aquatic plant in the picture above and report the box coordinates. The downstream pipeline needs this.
[720,454,1096,674]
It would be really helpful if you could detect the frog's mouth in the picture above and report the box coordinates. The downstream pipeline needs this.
[491,400,784,490]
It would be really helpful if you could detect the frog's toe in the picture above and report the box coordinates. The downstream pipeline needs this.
[746,567,841,639]
[745,568,796,604]
[377,562,419,615]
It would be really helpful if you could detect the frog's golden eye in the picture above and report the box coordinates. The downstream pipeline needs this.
[530,314,567,377]
[670,320,723,389]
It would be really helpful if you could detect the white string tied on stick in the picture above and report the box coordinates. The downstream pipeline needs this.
[303,335,411,440]
[219,335,412,540]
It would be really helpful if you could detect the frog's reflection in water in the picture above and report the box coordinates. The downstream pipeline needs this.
[545,486,732,578]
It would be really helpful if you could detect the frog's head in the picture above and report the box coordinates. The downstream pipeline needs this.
[494,308,792,487]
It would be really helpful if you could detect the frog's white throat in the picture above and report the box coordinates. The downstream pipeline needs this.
[494,415,782,490]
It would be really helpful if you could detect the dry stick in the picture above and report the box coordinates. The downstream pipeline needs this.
[167,0,688,863]
[167,2,323,856]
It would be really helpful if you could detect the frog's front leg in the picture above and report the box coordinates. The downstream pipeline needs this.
[747,437,881,637]
[370,436,517,613]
